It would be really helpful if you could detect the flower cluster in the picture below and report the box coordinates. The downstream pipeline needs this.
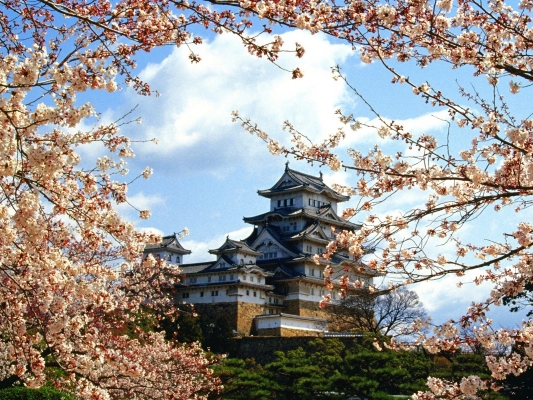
[232,0,533,396]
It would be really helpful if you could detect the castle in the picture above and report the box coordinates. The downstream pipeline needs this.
[144,164,377,336]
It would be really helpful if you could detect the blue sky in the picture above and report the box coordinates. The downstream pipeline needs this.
[81,27,531,328]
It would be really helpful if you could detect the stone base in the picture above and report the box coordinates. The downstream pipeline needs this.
[256,327,323,337]
[193,301,266,336]
[284,299,329,319]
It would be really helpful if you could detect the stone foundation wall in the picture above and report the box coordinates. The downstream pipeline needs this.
[284,299,329,319]
[194,302,266,336]
[193,302,238,328]
[236,302,264,335]
[256,327,323,337]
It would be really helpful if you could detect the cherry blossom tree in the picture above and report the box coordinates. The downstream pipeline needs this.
[6,0,533,397]
[226,0,533,397]
[0,0,293,397]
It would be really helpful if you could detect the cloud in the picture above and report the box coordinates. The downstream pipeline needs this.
[109,30,354,178]
[115,191,166,222]
[337,109,451,149]
[411,275,489,318]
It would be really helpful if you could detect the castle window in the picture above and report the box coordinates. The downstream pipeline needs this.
[290,198,294,206]
[250,276,254,282]
[189,277,197,284]
[208,276,212,283]
[269,309,274,314]
[226,290,229,295]
[319,270,324,278]
[211,290,218,296]
[176,256,180,263]
[310,268,315,277]
[308,199,312,206]
[219,275,226,282]
[311,288,315,295]
[284,199,288,206]
[200,292,204,297]
[253,291,257,297]
[277,200,282,207]
[246,290,250,296]
[240,259,244,266]
[168,255,172,262]
[230,274,234,280]
[182,293,189,299]
[269,297,272,303]
[274,298,279,304]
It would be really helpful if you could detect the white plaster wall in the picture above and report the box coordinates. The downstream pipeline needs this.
[256,316,326,331]
[238,287,268,304]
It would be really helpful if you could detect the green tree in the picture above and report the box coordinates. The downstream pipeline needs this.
[215,338,432,400]
[200,317,237,355]
[0,387,74,400]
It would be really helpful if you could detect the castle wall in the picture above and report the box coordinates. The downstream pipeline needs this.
[237,301,265,335]
[193,302,238,328]
[256,327,323,337]
[283,299,328,319]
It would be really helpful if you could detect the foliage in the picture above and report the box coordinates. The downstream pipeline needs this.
[0,386,74,400]
[0,0,269,396]
[225,0,533,396]
[160,310,237,355]
[6,0,533,396]
[330,288,429,337]
[215,338,508,399]
[503,282,533,317]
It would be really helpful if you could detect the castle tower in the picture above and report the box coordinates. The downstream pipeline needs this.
[243,163,377,319]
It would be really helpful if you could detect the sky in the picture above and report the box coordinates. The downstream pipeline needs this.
[84,27,531,328]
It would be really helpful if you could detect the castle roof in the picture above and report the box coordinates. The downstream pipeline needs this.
[208,236,262,256]
[244,203,360,230]
[243,224,302,256]
[144,233,191,255]
[257,163,349,202]
[178,261,216,274]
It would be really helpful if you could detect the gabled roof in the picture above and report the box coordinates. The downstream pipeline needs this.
[202,254,241,272]
[209,236,262,256]
[257,163,349,202]
[315,204,362,229]
[144,233,191,255]
[244,225,301,257]
[285,220,330,243]
[243,204,360,230]
[178,261,216,274]
[262,263,302,279]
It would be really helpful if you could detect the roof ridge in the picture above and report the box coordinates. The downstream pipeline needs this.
[286,167,324,183]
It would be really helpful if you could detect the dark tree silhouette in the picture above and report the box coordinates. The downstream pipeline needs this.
[330,288,428,337]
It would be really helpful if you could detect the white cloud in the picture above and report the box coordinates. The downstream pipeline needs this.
[411,275,493,321]
[338,109,450,148]
[111,30,354,177]
[115,191,166,222]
